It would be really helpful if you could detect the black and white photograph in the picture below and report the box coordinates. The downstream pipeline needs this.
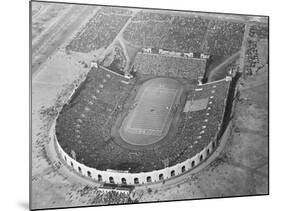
[30,0,269,210]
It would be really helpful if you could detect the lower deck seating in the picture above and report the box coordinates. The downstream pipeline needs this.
[56,67,231,173]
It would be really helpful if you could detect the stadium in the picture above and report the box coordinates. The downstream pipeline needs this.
[31,4,268,207]
[52,46,236,187]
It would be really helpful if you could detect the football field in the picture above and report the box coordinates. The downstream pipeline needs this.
[120,77,182,146]
[126,86,178,136]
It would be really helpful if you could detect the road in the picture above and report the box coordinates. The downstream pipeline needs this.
[32,3,52,21]
[32,5,73,44]
[31,5,97,76]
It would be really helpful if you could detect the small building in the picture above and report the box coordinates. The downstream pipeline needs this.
[142,48,152,53]
[200,53,210,59]
[90,61,98,68]
[184,52,193,58]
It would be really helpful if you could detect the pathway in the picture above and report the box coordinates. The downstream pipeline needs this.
[208,50,241,82]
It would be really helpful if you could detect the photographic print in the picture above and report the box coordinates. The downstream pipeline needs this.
[30,1,269,210]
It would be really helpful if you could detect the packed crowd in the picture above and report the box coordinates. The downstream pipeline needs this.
[66,12,130,53]
[123,16,209,53]
[56,65,231,173]
[91,190,135,205]
[56,67,134,167]
[243,23,268,75]
[249,24,269,40]
[133,53,206,79]
[123,12,245,57]
[101,44,127,75]
[245,40,259,74]
[203,20,245,57]
[173,79,231,164]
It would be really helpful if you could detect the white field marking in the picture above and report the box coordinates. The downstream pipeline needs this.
[127,86,178,132]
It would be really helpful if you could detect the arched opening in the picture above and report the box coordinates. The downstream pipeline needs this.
[64,156,67,161]
[134,178,139,184]
[159,174,164,180]
[181,166,186,173]
[212,141,215,149]
[207,149,210,156]
[98,174,102,182]
[200,154,203,162]
[78,166,82,173]
[109,177,114,184]
[87,171,92,178]
[171,170,175,177]
[146,176,152,183]
[70,162,73,168]
[121,178,127,185]
[191,160,195,167]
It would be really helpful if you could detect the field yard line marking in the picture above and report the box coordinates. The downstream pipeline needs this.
[128,86,177,132]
